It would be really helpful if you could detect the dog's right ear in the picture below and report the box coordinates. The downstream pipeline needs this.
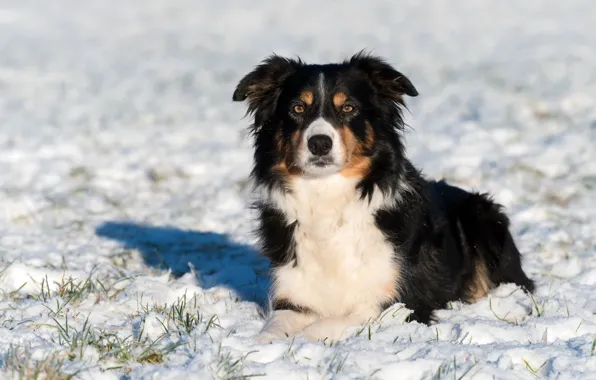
[233,55,301,125]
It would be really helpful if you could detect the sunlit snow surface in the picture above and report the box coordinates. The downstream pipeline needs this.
[1,0,596,379]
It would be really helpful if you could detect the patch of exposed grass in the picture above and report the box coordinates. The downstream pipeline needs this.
[431,355,477,380]
[0,260,27,302]
[2,263,228,375]
[35,268,132,303]
[109,250,135,269]
[137,292,222,338]
[489,298,519,325]
[212,345,263,379]
[523,358,547,377]
[1,346,79,380]
[37,290,222,369]
[43,313,184,366]
[528,294,545,318]
[326,352,350,375]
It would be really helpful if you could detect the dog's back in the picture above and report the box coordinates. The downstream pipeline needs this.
[428,180,535,301]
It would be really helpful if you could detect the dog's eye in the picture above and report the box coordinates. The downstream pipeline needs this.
[342,104,354,113]
[293,105,305,113]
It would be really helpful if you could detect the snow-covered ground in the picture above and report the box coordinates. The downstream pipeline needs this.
[1,0,595,378]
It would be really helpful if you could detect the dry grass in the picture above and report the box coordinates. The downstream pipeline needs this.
[1,346,77,380]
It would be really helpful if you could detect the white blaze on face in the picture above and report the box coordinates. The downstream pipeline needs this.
[298,117,343,176]
[296,72,344,176]
[317,71,326,109]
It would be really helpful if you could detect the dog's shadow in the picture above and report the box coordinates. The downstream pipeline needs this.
[95,221,270,306]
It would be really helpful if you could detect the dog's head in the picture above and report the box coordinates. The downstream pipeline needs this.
[233,52,418,187]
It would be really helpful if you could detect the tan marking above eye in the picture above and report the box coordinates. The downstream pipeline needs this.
[333,92,347,107]
[293,104,305,113]
[300,91,314,105]
[342,104,354,113]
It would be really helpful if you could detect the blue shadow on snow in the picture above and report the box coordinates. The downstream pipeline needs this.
[95,221,270,306]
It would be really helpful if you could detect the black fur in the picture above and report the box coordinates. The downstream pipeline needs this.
[273,298,314,314]
[376,175,535,323]
[234,52,534,324]
[254,203,296,267]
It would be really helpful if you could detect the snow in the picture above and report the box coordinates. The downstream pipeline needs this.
[0,0,595,378]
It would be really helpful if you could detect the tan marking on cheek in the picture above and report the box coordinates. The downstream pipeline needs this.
[289,129,304,170]
[274,161,303,178]
[300,91,314,105]
[466,258,493,303]
[273,129,303,179]
[338,124,373,178]
[291,129,302,150]
[333,92,347,107]
[339,125,358,158]
[273,129,290,176]
[340,157,372,178]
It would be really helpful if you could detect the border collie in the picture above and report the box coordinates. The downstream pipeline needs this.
[232,52,535,342]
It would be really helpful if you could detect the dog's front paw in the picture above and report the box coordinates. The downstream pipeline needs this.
[299,318,349,342]
[255,309,318,343]
[255,323,291,344]
[255,329,288,344]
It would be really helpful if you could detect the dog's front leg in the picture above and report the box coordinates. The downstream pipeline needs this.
[256,310,318,343]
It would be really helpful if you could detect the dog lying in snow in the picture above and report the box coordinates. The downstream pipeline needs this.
[232,52,535,342]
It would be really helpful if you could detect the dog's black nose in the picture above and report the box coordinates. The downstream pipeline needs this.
[307,135,333,156]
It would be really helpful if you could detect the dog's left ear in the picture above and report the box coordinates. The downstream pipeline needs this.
[349,52,418,99]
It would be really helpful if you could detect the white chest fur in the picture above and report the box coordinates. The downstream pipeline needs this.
[267,174,401,317]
